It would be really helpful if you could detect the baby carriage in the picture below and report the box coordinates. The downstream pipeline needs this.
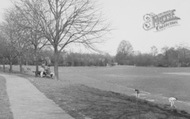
[40,66,54,78]
[34,65,54,78]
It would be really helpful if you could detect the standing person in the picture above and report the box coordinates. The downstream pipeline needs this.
[135,89,140,98]
[169,97,177,108]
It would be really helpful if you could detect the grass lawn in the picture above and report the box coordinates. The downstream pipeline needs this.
[8,65,190,102]
[21,75,190,119]
[0,76,13,119]
[3,65,190,118]
[58,66,190,102]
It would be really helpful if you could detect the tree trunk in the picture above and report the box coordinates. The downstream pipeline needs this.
[53,0,60,80]
[3,58,5,72]
[54,47,59,80]
[20,63,23,73]
[34,47,39,77]
[35,62,39,76]
[18,56,23,73]
[9,60,12,72]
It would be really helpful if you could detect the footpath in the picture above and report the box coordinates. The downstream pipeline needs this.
[0,73,74,119]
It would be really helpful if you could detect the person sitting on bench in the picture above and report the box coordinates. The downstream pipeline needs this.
[39,64,46,77]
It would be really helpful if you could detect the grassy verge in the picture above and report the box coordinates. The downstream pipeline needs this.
[0,76,13,119]
[21,75,190,119]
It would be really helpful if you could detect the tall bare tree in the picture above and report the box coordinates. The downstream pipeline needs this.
[0,32,18,72]
[14,0,48,76]
[0,32,12,72]
[2,8,31,73]
[18,0,109,80]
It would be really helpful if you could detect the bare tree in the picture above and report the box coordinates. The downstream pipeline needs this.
[0,33,11,72]
[21,0,109,80]
[14,0,49,76]
[0,33,17,72]
[0,16,19,72]
[2,8,31,73]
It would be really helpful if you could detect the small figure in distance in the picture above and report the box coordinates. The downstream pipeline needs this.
[135,89,140,98]
[169,97,177,108]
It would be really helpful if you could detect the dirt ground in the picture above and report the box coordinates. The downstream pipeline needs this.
[22,75,190,119]
[0,76,13,119]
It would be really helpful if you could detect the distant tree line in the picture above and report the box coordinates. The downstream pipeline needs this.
[61,53,113,66]
[0,47,113,67]
[115,40,190,67]
[2,39,190,69]
[36,50,114,67]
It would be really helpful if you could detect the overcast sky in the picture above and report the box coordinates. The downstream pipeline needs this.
[98,0,190,55]
[0,0,12,20]
[0,0,190,55]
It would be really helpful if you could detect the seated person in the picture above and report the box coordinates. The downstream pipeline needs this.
[39,64,46,77]
[45,66,51,74]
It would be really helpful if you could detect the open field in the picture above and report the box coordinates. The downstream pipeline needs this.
[3,65,190,118]
[3,65,190,111]
[57,66,190,102]
[4,65,190,102]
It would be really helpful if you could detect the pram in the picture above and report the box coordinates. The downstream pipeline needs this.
[41,70,54,78]
[34,66,54,78]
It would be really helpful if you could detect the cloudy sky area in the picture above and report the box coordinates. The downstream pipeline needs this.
[98,0,190,55]
[0,0,190,55]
